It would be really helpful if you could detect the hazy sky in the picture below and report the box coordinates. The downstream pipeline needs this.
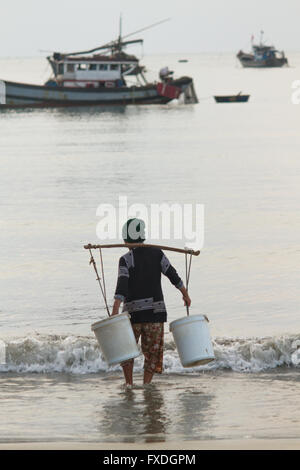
[1,0,300,56]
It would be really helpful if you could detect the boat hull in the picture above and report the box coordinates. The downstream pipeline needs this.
[237,54,288,68]
[0,77,193,109]
[214,95,250,103]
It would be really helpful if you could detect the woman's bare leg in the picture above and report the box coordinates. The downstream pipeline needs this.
[122,361,134,386]
[143,369,154,385]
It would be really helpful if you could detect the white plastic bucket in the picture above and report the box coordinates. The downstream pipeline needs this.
[169,314,215,367]
[91,312,140,366]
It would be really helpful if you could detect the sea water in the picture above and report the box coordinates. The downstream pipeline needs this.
[1,53,300,444]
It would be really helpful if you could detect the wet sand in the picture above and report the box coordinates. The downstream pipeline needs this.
[1,370,300,447]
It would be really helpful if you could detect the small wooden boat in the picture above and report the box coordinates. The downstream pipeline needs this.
[214,93,250,103]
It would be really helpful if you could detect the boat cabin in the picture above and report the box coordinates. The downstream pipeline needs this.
[47,52,142,88]
[253,45,277,60]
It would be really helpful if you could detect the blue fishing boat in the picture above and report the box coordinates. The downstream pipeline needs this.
[237,31,288,68]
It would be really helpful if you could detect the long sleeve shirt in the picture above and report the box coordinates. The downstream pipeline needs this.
[114,246,183,323]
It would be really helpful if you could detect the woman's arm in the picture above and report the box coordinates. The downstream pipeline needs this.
[112,297,122,316]
[179,285,191,307]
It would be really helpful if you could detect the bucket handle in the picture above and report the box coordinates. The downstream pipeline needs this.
[185,252,193,316]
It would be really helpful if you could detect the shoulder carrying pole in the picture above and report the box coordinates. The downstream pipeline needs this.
[84,243,200,256]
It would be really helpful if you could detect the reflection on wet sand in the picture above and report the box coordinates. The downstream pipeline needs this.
[98,384,169,443]
[98,379,215,443]
[142,386,169,442]
[173,389,214,440]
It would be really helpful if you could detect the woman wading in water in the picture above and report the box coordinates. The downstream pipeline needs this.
[112,218,191,386]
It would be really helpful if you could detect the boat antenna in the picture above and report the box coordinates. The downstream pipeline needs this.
[122,17,171,40]
[260,30,264,45]
[119,14,122,41]
[118,13,123,49]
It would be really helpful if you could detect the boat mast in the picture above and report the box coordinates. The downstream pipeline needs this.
[260,30,264,46]
[119,14,122,47]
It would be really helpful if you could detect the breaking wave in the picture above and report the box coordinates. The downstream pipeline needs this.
[0,333,300,374]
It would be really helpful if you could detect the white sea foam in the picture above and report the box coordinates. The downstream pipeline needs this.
[0,333,299,374]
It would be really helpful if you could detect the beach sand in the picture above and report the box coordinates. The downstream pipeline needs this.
[0,439,299,450]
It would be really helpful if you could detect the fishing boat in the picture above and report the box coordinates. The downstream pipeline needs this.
[0,19,198,109]
[214,93,250,103]
[237,31,288,68]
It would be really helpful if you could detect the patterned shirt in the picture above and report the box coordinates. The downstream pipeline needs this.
[114,246,183,323]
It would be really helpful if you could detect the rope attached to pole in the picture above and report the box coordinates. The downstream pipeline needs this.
[185,252,192,316]
[88,248,111,317]
[99,248,107,302]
